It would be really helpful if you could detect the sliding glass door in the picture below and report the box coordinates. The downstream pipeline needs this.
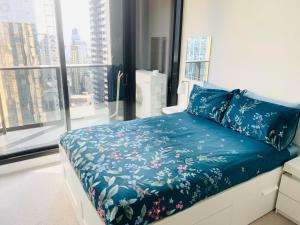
[0,0,66,157]
[0,0,182,161]
[0,0,135,159]
[135,0,176,118]
[60,0,126,129]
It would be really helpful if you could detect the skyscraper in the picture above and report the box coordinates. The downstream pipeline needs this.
[36,0,59,65]
[89,0,123,115]
[0,0,47,127]
[36,0,61,122]
[69,28,92,95]
[89,0,110,105]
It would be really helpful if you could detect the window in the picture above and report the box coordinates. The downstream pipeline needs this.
[0,0,183,161]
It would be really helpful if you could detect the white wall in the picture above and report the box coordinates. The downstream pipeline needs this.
[180,0,300,103]
[179,0,300,144]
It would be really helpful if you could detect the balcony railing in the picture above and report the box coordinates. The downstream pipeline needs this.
[0,64,107,135]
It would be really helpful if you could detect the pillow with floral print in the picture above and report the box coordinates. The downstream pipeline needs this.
[221,93,300,151]
[186,85,238,123]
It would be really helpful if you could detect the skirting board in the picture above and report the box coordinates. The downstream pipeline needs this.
[60,145,283,225]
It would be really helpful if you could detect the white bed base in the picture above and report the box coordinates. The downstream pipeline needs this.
[60,145,283,225]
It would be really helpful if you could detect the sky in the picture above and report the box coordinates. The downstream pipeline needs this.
[1,0,91,47]
[60,0,91,47]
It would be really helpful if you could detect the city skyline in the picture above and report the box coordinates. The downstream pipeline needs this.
[0,0,60,128]
[0,0,97,66]
[61,0,91,48]
[0,0,112,129]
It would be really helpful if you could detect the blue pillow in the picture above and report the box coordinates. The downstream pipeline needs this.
[186,85,238,123]
[221,93,300,151]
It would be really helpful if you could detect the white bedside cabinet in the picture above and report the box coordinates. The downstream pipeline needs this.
[162,106,185,115]
[276,156,300,224]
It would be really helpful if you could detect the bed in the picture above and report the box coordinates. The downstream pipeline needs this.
[60,112,297,225]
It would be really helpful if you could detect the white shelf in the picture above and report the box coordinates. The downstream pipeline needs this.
[276,156,300,224]
[283,156,300,180]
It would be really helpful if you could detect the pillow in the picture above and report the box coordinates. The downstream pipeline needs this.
[186,85,238,123]
[202,81,228,91]
[244,90,300,132]
[244,90,300,109]
[221,93,300,151]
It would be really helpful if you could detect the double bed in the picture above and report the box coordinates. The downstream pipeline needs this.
[60,112,298,225]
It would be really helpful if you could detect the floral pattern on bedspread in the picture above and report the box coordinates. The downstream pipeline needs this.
[60,112,292,225]
[221,93,300,151]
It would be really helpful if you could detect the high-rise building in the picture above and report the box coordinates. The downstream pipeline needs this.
[36,0,61,122]
[89,0,110,105]
[36,0,59,65]
[69,28,92,95]
[0,0,47,127]
[89,0,123,115]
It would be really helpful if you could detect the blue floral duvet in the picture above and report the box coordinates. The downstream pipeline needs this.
[60,112,295,225]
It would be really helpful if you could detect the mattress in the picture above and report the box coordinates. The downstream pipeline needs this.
[60,112,295,225]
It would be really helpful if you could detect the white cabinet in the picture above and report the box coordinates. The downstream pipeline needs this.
[276,156,300,224]
[136,70,167,118]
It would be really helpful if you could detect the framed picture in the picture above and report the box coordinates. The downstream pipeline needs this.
[185,36,212,81]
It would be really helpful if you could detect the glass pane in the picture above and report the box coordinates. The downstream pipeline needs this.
[61,0,124,129]
[0,0,59,67]
[136,0,174,118]
[0,0,65,156]
[185,62,210,81]
[185,36,212,81]
[0,68,65,155]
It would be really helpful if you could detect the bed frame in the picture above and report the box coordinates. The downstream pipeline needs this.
[60,145,284,225]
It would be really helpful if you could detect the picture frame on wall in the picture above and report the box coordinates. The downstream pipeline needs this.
[185,36,212,81]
